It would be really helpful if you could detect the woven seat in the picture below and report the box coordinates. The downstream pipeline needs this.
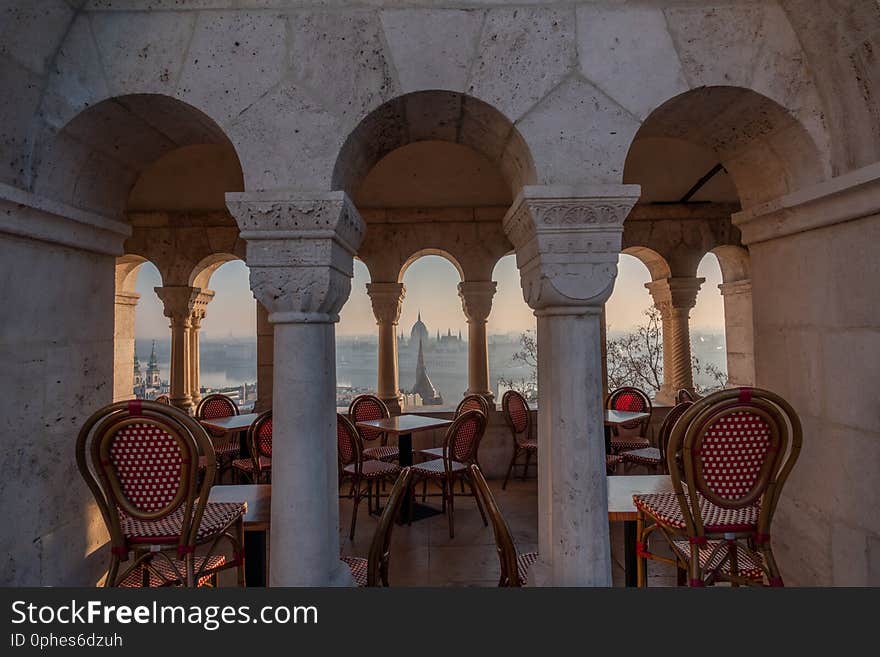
[670,539,765,581]
[634,491,759,533]
[340,556,369,587]
[119,555,226,588]
[606,454,623,474]
[621,446,662,466]
[231,455,271,474]
[343,459,400,479]
[516,551,538,585]
[411,458,467,476]
[519,439,538,451]
[364,445,400,461]
[120,501,247,544]
[611,436,651,452]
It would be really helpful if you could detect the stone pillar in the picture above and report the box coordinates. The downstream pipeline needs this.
[503,184,640,586]
[458,281,497,403]
[189,290,214,407]
[255,302,274,413]
[600,305,608,399]
[113,291,140,401]
[154,286,199,413]
[718,278,755,386]
[228,190,365,587]
[366,282,406,414]
[645,277,704,405]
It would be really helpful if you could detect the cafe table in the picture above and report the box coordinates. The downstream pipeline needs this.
[607,474,674,587]
[208,484,270,586]
[355,414,452,521]
[199,412,260,438]
[604,409,651,454]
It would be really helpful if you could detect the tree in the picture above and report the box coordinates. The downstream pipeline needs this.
[498,307,727,398]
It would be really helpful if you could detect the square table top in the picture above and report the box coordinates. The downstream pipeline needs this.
[606,475,673,521]
[208,484,270,531]
[200,412,260,435]
[604,409,651,426]
[355,414,452,435]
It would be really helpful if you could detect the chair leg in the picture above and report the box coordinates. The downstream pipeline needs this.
[447,479,455,539]
[466,472,488,527]
[421,477,428,503]
[636,513,647,588]
[502,447,519,490]
[105,554,121,587]
[236,517,246,587]
[349,477,361,541]
[522,450,532,481]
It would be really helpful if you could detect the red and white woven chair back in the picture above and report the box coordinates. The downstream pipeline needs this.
[445,410,486,463]
[349,395,389,443]
[456,394,489,418]
[196,394,238,421]
[608,386,651,430]
[677,388,801,515]
[502,390,530,435]
[336,414,362,467]
[253,413,272,458]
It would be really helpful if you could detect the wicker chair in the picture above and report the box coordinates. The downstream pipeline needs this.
[195,394,242,482]
[154,394,172,405]
[676,388,698,403]
[340,467,414,587]
[338,413,401,541]
[231,410,272,484]
[621,400,693,471]
[411,409,488,538]
[349,394,399,463]
[417,393,491,462]
[76,400,246,587]
[501,390,537,490]
[634,387,802,587]
[606,386,653,453]
[469,464,537,586]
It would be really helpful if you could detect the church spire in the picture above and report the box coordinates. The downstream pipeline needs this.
[412,337,442,405]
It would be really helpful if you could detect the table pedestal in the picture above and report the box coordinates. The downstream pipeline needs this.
[397,432,443,523]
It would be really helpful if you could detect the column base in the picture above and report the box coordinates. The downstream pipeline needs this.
[380,394,403,415]
[653,385,676,406]
[171,396,194,414]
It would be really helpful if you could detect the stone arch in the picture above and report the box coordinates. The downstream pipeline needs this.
[397,248,465,283]
[332,90,537,199]
[31,94,241,218]
[709,245,751,284]
[627,86,827,208]
[621,246,671,282]
[189,253,243,289]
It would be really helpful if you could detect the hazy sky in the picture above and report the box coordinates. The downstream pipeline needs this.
[135,253,725,340]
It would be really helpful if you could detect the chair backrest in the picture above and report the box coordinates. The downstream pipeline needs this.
[656,400,693,473]
[675,388,697,404]
[154,394,172,405]
[76,400,217,555]
[336,413,364,469]
[195,393,239,420]
[667,387,802,537]
[348,394,389,443]
[366,467,414,586]
[502,390,531,438]
[606,386,652,432]
[455,394,491,418]
[469,464,522,586]
[442,409,487,464]
[246,410,272,475]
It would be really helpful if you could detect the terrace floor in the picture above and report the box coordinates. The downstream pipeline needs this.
[337,476,679,587]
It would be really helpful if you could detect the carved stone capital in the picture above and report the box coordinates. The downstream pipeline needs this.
[226,191,366,323]
[458,281,497,323]
[366,282,406,325]
[154,286,200,326]
[502,185,640,312]
[645,277,705,312]
[190,290,215,328]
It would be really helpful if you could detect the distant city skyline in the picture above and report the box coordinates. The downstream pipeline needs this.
[135,253,726,340]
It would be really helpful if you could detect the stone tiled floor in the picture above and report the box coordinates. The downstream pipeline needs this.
[338,476,679,587]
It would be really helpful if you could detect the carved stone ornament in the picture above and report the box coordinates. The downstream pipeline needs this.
[154,286,200,325]
[226,191,366,322]
[367,282,406,325]
[458,281,497,323]
[502,185,641,311]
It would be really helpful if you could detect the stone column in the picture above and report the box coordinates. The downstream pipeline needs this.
[458,281,497,403]
[366,282,406,414]
[255,302,274,413]
[189,290,214,408]
[154,286,199,413]
[503,184,640,586]
[113,291,140,401]
[645,277,704,405]
[227,190,365,587]
[718,278,755,386]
